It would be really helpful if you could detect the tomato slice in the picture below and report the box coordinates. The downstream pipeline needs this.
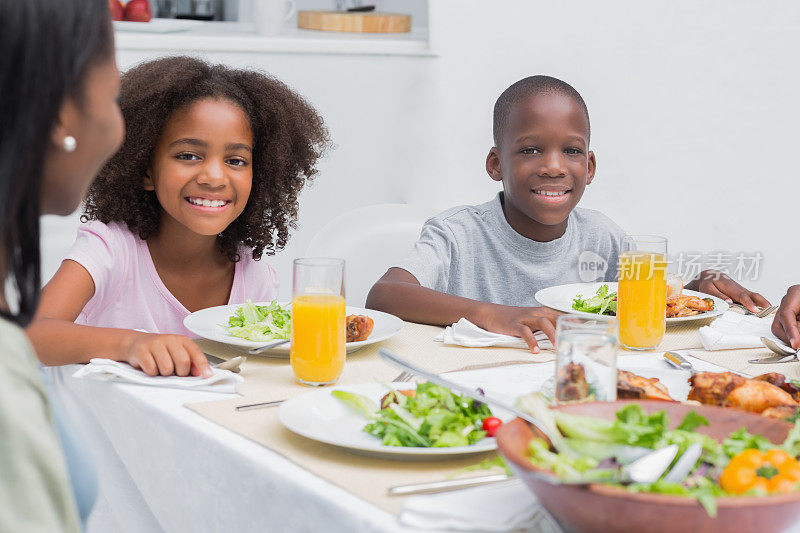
[482,416,502,437]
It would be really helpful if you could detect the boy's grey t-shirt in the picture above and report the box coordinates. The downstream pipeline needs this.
[395,193,626,307]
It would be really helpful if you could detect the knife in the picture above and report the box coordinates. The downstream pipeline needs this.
[664,351,695,373]
[388,474,512,496]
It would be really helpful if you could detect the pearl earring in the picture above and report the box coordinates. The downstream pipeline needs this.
[63,135,77,153]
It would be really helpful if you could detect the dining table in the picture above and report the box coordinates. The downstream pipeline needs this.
[44,316,800,533]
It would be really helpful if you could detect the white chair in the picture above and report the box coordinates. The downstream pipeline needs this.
[305,203,439,307]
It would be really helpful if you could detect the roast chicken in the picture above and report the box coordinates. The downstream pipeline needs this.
[688,371,798,417]
[665,294,715,318]
[346,314,374,342]
[617,370,674,401]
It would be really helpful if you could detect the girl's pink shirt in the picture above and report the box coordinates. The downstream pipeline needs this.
[65,221,279,337]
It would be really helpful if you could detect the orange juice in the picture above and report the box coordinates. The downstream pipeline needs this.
[618,251,667,350]
[290,294,346,385]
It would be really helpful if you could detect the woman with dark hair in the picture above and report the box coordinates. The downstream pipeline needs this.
[0,0,123,530]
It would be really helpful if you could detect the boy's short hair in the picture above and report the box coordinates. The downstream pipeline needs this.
[84,56,330,262]
[492,75,590,147]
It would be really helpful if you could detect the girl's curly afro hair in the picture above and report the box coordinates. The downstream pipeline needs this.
[83,55,330,261]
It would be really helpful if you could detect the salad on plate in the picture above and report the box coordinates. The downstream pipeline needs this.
[333,382,501,448]
[225,300,291,342]
[572,284,617,316]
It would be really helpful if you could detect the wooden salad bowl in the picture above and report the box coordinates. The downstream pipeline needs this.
[496,400,800,533]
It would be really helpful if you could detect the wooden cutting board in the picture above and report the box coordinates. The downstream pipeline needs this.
[297,10,411,33]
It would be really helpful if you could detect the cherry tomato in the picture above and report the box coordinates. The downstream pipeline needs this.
[482,417,502,437]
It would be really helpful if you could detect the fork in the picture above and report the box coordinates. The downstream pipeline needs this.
[729,303,777,318]
[390,370,415,383]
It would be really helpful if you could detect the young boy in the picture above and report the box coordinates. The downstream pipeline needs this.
[366,76,767,352]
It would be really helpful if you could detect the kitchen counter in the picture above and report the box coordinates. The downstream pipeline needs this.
[114,20,433,56]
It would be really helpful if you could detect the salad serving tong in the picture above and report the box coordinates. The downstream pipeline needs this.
[378,348,679,486]
[387,443,702,496]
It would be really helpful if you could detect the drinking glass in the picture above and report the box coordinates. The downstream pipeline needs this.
[618,235,668,351]
[290,258,346,386]
[555,315,618,403]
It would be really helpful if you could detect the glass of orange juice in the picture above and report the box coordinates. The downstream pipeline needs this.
[290,258,346,386]
[618,235,668,351]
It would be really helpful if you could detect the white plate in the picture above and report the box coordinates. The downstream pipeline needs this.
[113,19,204,33]
[278,382,502,458]
[535,282,729,323]
[183,302,403,355]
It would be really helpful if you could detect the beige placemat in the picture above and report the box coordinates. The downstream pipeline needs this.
[188,399,505,514]
[197,321,554,400]
[684,346,800,379]
[186,318,731,515]
[189,321,549,514]
[616,317,799,379]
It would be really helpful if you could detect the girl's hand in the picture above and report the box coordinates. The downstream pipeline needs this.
[772,285,800,350]
[125,332,212,378]
[689,269,769,313]
[478,305,561,354]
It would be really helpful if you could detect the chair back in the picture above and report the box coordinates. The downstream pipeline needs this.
[305,203,438,306]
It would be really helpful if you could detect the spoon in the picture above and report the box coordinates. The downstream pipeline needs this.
[749,337,798,364]
[205,354,245,373]
[761,337,797,356]
[378,348,678,485]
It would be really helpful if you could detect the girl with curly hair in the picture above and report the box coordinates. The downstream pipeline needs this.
[28,56,329,378]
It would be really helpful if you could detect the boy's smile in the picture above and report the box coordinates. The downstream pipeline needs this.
[486,91,595,242]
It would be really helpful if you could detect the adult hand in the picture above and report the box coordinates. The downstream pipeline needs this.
[772,285,800,350]
[124,332,211,377]
[691,269,769,313]
[479,305,561,354]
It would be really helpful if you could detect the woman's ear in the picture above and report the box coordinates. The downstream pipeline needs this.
[142,171,155,191]
[486,147,502,182]
[586,151,597,185]
[51,98,79,151]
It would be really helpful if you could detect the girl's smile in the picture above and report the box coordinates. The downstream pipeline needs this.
[185,196,232,210]
[144,97,254,238]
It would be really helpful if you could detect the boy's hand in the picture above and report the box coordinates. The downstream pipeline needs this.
[772,285,800,350]
[688,269,769,313]
[479,305,561,354]
[124,332,212,378]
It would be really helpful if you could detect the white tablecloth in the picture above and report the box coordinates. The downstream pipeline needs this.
[46,352,728,533]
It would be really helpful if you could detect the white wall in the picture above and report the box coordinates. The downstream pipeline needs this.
[412,0,800,302]
[41,49,436,301]
[41,0,800,304]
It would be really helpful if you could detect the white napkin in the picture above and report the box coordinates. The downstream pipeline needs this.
[698,311,778,351]
[72,358,243,393]
[399,479,560,532]
[435,318,553,350]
